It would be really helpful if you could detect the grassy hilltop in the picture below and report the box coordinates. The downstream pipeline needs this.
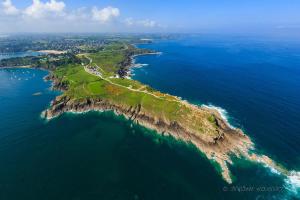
[52,42,219,138]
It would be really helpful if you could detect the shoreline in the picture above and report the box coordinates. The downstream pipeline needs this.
[126,52,162,78]
[202,104,236,129]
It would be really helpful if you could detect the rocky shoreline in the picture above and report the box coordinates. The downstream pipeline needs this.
[42,74,255,183]
[118,50,161,78]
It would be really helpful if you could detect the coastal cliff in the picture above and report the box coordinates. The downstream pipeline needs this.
[43,75,254,183]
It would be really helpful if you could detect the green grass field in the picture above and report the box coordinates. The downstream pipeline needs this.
[53,43,219,137]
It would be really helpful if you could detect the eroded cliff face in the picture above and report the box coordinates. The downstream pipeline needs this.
[44,74,69,91]
[42,88,253,183]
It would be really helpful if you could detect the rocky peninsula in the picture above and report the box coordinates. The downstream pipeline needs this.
[40,42,258,184]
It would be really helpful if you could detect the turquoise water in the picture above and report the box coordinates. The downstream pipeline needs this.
[0,36,299,199]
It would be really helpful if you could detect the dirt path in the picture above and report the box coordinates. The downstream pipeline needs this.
[83,55,182,103]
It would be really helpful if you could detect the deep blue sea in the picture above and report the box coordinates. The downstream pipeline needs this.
[0,36,299,199]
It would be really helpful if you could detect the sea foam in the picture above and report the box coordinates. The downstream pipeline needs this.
[133,63,149,68]
[284,170,300,195]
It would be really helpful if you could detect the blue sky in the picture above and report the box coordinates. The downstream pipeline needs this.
[1,0,300,36]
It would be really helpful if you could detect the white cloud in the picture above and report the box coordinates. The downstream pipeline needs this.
[65,7,88,21]
[124,17,134,26]
[125,18,158,28]
[0,1,162,32]
[2,0,19,15]
[92,6,120,23]
[23,0,65,18]
[138,19,157,28]
[45,0,65,12]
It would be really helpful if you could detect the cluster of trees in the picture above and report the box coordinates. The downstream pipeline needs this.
[37,53,83,69]
[0,56,38,67]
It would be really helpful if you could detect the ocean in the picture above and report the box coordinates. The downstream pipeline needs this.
[0,35,299,199]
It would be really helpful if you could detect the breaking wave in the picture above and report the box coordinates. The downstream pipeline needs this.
[202,104,236,129]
